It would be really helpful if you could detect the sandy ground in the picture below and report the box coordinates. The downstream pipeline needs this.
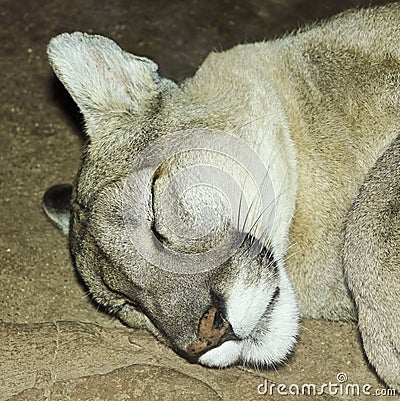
[1,0,398,400]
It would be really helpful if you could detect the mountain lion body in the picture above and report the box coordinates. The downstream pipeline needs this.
[43,4,400,390]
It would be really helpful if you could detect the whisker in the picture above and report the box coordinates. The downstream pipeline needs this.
[247,197,275,241]
[237,185,244,231]
[241,167,275,239]
[246,187,291,257]
[241,187,258,233]
[300,324,313,334]
[81,291,92,300]
[243,143,294,240]
[227,117,271,233]
[283,247,300,263]
[227,116,297,268]
[229,116,265,135]
[285,240,298,253]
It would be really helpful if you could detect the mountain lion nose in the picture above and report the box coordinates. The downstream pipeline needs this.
[186,305,238,361]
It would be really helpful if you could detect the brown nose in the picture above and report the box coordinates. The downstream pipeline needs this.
[186,306,238,361]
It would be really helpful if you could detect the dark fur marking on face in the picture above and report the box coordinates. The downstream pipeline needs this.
[249,286,280,344]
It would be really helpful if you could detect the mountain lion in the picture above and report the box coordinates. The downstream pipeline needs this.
[43,3,400,390]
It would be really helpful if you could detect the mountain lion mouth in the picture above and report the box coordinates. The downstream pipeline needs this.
[197,264,298,368]
[189,285,281,362]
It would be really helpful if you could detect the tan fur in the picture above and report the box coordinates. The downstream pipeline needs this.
[44,3,400,390]
[344,134,400,390]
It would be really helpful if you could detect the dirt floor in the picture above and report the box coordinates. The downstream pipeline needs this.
[1,0,399,400]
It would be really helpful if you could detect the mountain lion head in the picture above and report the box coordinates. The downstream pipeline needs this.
[43,32,299,368]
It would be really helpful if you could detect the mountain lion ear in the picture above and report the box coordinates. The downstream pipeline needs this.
[47,32,160,122]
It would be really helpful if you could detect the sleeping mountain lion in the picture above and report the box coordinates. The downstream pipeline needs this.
[43,3,400,390]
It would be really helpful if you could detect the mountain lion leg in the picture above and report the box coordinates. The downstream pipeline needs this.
[344,134,400,391]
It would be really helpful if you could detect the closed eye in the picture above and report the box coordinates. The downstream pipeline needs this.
[150,178,168,245]
[151,221,168,244]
